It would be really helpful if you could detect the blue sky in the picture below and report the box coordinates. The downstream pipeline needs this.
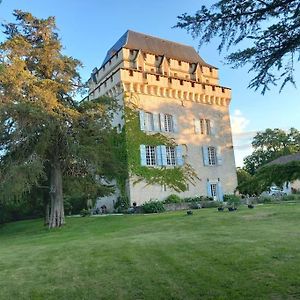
[1,0,299,166]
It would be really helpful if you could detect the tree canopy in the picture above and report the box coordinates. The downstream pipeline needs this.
[243,128,300,174]
[176,0,300,93]
[0,10,119,228]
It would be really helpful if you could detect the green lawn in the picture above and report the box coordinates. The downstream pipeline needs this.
[1,204,300,300]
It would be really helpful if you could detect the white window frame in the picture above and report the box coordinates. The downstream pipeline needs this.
[166,146,176,166]
[208,146,217,165]
[164,114,173,132]
[144,112,154,131]
[210,183,217,198]
[145,146,156,166]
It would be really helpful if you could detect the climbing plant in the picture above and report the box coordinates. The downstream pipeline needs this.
[112,104,198,194]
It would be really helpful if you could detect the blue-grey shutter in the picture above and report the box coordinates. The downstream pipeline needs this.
[210,120,216,135]
[207,182,212,197]
[153,114,160,132]
[140,145,146,166]
[172,115,178,133]
[217,146,223,165]
[202,146,209,166]
[156,146,162,166]
[176,145,184,166]
[160,113,165,132]
[161,145,167,166]
[217,182,224,201]
[139,111,145,131]
[194,119,200,133]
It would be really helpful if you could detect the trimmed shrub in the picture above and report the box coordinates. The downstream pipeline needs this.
[142,200,165,213]
[224,194,241,207]
[164,194,181,204]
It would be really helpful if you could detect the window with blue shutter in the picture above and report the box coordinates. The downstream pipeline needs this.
[161,145,167,166]
[206,181,212,197]
[217,146,223,165]
[173,116,178,133]
[217,182,224,201]
[210,120,216,135]
[139,111,145,131]
[202,146,209,166]
[156,146,162,166]
[176,145,184,166]
[153,114,160,132]
[140,144,146,166]
[159,113,165,132]
[194,119,200,133]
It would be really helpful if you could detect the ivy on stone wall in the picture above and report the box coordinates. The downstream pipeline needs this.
[112,104,198,195]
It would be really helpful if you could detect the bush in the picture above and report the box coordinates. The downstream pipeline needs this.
[200,200,219,208]
[189,202,202,209]
[183,196,213,203]
[258,196,272,203]
[114,196,130,211]
[163,194,181,204]
[80,209,90,217]
[142,200,165,213]
[224,194,241,207]
[281,194,297,201]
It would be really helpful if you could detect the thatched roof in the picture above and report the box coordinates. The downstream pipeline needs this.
[268,153,300,165]
[101,30,214,68]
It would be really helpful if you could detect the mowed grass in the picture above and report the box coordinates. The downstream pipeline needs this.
[1,204,300,299]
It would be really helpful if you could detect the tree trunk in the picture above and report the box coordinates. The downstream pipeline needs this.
[44,202,50,226]
[48,158,65,228]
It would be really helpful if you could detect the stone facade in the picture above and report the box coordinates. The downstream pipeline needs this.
[87,30,238,205]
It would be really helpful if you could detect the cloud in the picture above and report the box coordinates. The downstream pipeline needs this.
[230,110,254,167]
[231,109,250,135]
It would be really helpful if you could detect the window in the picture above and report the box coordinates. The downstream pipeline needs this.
[156,75,160,81]
[129,70,133,76]
[200,119,205,134]
[146,146,156,166]
[145,112,154,131]
[198,119,212,135]
[166,146,176,166]
[210,183,217,198]
[205,119,211,135]
[208,146,217,165]
[164,114,173,132]
[178,61,182,66]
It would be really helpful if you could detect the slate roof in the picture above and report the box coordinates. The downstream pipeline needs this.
[101,30,214,68]
[268,153,300,165]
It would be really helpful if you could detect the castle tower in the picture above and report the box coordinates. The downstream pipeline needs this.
[87,30,237,206]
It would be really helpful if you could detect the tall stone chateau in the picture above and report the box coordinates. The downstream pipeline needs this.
[87,30,237,206]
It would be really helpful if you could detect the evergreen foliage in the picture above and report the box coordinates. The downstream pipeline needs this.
[176,0,300,93]
[0,11,119,227]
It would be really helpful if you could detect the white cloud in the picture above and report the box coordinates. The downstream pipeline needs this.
[231,109,250,135]
[230,110,254,167]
